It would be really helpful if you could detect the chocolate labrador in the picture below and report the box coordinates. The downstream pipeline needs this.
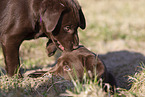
[0,0,86,77]
[49,46,117,92]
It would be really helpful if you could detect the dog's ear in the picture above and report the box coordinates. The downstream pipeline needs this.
[78,55,96,71]
[72,0,86,29]
[78,55,86,67]
[84,55,96,71]
[79,9,86,29]
[40,0,66,32]
[96,57,105,78]
[83,55,105,78]
[46,39,57,57]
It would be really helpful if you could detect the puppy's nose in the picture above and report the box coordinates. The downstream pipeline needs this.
[73,45,79,50]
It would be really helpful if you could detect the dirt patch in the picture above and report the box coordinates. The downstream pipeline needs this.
[23,69,73,97]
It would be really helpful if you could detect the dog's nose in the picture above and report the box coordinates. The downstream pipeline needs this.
[73,45,79,50]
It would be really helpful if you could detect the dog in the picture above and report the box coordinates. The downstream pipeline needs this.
[0,0,86,77]
[49,45,117,93]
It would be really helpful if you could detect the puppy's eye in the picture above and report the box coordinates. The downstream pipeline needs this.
[64,26,71,32]
[63,61,68,65]
[63,65,71,71]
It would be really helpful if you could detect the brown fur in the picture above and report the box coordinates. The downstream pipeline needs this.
[0,0,86,77]
[49,46,117,92]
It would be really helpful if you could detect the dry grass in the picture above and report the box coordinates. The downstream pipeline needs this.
[0,0,145,96]
[0,73,73,97]
[118,63,145,97]
[78,0,145,54]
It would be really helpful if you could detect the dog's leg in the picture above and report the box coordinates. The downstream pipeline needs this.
[1,36,22,77]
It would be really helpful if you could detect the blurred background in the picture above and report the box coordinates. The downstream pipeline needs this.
[0,0,145,89]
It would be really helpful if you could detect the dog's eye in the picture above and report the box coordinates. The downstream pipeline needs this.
[63,61,68,65]
[63,65,71,71]
[64,26,71,32]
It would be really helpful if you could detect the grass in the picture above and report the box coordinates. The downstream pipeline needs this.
[78,0,145,53]
[117,62,145,97]
[1,63,144,97]
[0,0,145,96]
[60,69,107,97]
[61,63,145,97]
[79,0,145,41]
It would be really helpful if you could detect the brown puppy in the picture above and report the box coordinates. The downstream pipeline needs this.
[50,46,117,92]
[0,0,86,77]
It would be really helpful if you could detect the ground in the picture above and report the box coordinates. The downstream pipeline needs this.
[0,0,145,96]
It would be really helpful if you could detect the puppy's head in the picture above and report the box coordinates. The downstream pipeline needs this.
[49,46,105,81]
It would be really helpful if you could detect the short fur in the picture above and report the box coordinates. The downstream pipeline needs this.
[0,0,86,77]
[49,46,117,93]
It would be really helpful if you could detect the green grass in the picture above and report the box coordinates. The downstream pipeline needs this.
[78,0,145,53]
[60,69,107,97]
[0,0,145,66]
[61,63,145,97]
[0,0,145,96]
[117,62,145,97]
[1,63,144,97]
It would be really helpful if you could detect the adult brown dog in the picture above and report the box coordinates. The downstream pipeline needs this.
[49,46,117,92]
[0,0,86,77]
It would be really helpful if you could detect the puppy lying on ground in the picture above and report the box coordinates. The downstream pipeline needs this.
[49,45,117,92]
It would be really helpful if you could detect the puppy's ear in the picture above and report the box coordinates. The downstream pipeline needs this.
[85,55,95,71]
[46,39,57,57]
[40,0,66,32]
[79,9,86,29]
[78,55,86,67]
[72,0,86,29]
[96,57,105,79]
[78,55,95,70]
[84,55,105,78]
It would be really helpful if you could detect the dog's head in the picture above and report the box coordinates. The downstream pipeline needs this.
[49,46,105,81]
[40,0,86,51]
